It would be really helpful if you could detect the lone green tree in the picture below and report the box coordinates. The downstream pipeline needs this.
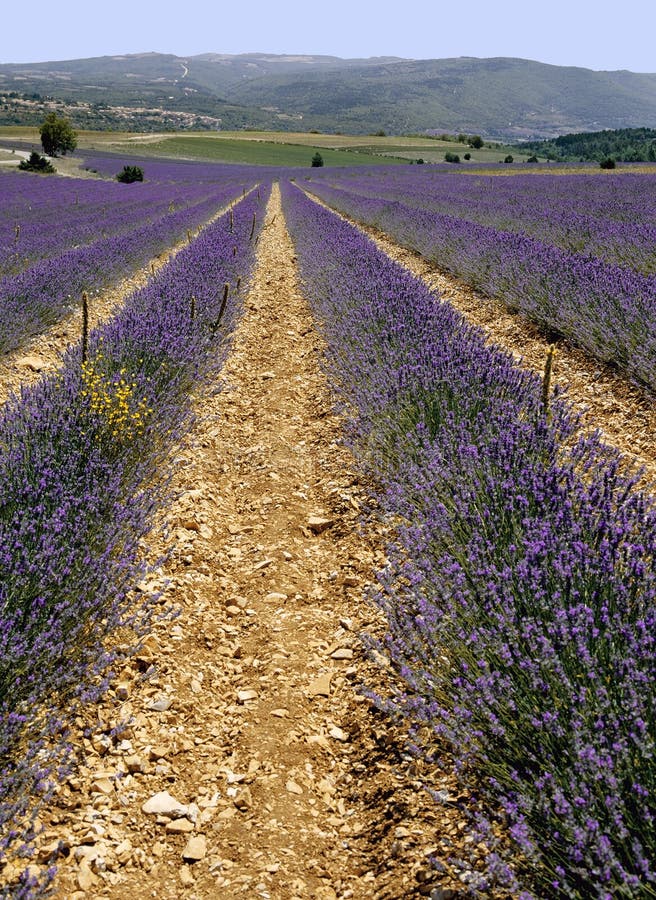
[39,112,77,157]
[311,151,324,167]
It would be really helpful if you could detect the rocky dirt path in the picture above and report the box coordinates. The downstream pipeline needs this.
[306,193,656,488]
[30,184,468,900]
[0,193,250,406]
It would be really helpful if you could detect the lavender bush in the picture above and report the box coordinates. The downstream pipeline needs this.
[0,166,244,275]
[282,181,656,898]
[304,178,656,392]
[0,186,269,897]
[307,168,656,273]
[0,164,259,354]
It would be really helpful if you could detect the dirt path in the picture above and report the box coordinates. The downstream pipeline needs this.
[306,192,656,489]
[0,194,250,406]
[27,184,470,900]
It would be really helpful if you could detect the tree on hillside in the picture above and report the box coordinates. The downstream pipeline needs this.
[39,112,77,157]
[311,152,324,167]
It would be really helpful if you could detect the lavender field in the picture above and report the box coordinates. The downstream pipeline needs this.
[0,162,269,895]
[282,177,656,898]
[2,154,656,899]
[304,168,656,391]
[0,162,258,353]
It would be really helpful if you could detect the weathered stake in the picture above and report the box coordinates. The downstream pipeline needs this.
[81,291,89,366]
[249,213,257,242]
[542,344,556,414]
[218,283,229,324]
[190,294,196,323]
[209,283,230,335]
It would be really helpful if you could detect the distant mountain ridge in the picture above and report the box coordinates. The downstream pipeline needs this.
[1,52,655,138]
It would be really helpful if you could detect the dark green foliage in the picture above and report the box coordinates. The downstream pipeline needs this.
[526,154,539,163]
[39,112,77,156]
[504,154,514,163]
[17,150,55,173]
[444,152,460,163]
[463,152,471,160]
[311,151,324,167]
[469,134,484,148]
[116,165,144,183]
[519,127,656,163]
[600,157,616,169]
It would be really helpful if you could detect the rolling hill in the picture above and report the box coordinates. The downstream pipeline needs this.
[1,52,655,139]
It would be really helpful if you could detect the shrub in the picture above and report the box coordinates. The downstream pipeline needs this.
[526,155,539,163]
[116,165,144,183]
[444,152,460,163]
[463,152,471,160]
[18,151,55,174]
[600,157,616,169]
[504,154,514,163]
[311,152,324,168]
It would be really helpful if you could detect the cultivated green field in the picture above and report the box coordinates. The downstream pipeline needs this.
[0,125,565,172]
[0,127,536,167]
[105,131,539,166]
[107,135,405,167]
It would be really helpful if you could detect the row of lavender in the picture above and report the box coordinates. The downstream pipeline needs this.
[0,163,259,355]
[282,181,656,899]
[309,168,656,274]
[304,179,656,392]
[0,186,269,899]
[0,170,226,276]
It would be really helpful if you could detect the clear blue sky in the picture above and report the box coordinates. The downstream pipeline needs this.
[2,0,655,73]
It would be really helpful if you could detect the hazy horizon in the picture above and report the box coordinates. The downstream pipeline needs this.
[3,0,655,74]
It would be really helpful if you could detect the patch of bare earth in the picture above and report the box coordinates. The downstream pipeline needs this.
[307,194,656,489]
[0,196,247,406]
[25,185,472,900]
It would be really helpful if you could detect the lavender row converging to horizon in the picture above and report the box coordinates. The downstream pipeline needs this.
[308,168,656,273]
[0,184,270,899]
[0,171,223,275]
[282,180,656,899]
[303,176,656,391]
[0,162,262,355]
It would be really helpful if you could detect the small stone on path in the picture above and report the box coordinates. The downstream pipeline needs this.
[182,834,207,862]
[307,516,334,534]
[17,356,48,372]
[166,818,195,834]
[308,672,333,697]
[142,791,188,818]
